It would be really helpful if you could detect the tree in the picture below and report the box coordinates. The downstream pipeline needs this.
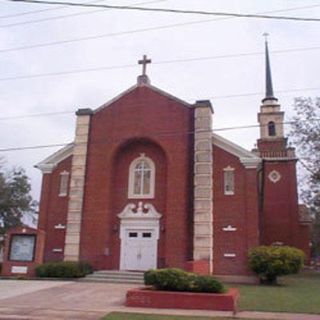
[248,246,305,285]
[290,97,320,258]
[0,164,37,236]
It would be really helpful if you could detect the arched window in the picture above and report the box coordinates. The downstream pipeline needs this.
[128,154,155,199]
[268,121,276,137]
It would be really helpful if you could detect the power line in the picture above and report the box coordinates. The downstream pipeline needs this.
[1,3,319,28]
[210,86,320,100]
[0,110,74,120]
[0,4,64,18]
[0,0,110,19]
[0,21,211,53]
[0,63,136,81]
[1,45,320,82]
[0,0,166,28]
[7,0,320,22]
[1,119,319,152]
[1,4,320,55]
[0,86,319,122]
[0,143,68,152]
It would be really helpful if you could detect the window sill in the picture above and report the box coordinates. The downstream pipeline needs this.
[128,194,154,199]
[58,193,67,197]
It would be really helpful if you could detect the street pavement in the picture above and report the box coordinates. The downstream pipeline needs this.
[0,280,319,320]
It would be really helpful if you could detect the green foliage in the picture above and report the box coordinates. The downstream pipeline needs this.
[291,97,320,258]
[0,165,37,235]
[35,261,93,278]
[144,268,225,293]
[192,275,225,293]
[249,246,305,284]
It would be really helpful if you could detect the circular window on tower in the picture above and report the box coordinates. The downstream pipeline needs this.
[268,170,281,183]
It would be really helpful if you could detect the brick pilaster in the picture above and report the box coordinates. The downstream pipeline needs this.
[64,108,93,261]
[193,100,213,272]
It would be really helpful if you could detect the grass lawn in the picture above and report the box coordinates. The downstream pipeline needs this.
[102,313,256,320]
[237,271,320,314]
[101,271,320,320]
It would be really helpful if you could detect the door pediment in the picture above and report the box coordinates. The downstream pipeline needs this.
[118,201,162,221]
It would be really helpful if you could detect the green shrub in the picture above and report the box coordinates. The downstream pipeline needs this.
[144,268,225,293]
[78,261,93,275]
[249,246,305,284]
[35,261,93,278]
[192,275,226,293]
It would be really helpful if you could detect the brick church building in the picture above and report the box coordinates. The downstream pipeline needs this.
[35,41,310,281]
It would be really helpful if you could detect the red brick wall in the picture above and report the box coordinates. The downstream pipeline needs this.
[261,160,310,259]
[38,156,72,262]
[212,145,259,276]
[257,138,287,152]
[79,85,194,270]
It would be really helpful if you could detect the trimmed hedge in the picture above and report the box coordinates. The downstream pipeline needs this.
[144,268,225,293]
[249,245,305,284]
[35,261,93,278]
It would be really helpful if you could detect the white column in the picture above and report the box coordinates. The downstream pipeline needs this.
[193,101,213,272]
[64,108,92,261]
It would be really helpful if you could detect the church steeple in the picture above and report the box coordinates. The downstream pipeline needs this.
[262,33,278,103]
[255,34,293,158]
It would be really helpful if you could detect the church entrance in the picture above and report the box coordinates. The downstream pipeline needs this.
[120,229,157,271]
[118,202,162,272]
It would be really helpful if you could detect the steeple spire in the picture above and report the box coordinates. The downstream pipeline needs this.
[262,33,278,103]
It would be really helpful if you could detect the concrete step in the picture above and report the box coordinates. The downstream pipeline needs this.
[85,274,143,280]
[80,270,145,284]
[80,277,144,284]
[94,270,144,277]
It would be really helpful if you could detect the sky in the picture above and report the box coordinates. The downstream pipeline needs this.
[0,0,319,204]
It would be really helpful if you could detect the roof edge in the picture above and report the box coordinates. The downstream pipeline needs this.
[94,82,191,114]
[35,143,74,173]
[212,133,261,168]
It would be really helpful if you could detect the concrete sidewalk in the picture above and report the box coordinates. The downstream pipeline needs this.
[0,280,319,320]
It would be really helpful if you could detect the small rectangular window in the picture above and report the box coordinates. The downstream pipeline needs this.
[224,169,235,195]
[129,232,138,238]
[142,232,152,238]
[59,171,69,197]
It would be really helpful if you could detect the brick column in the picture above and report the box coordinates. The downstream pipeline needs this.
[193,100,213,273]
[64,108,93,261]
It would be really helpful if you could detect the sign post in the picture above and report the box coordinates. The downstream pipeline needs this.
[1,227,45,277]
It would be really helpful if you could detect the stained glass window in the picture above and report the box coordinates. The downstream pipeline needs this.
[128,154,155,198]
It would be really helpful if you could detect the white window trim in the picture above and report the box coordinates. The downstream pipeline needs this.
[128,154,155,199]
[223,166,235,196]
[59,170,69,197]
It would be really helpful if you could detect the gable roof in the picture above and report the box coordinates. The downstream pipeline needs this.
[35,143,74,173]
[94,81,191,114]
[212,133,261,168]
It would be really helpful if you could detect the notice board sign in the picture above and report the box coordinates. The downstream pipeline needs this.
[9,235,36,262]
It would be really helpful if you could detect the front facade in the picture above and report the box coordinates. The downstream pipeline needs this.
[35,45,310,280]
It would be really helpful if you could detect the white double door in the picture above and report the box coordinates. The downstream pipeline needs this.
[120,229,157,271]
